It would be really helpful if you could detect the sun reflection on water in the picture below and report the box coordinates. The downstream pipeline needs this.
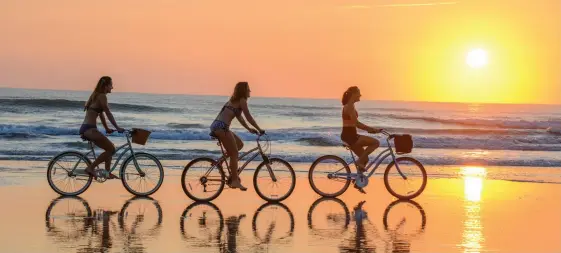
[460,166,486,253]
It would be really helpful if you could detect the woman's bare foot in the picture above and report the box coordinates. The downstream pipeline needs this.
[356,163,367,174]
[228,179,247,191]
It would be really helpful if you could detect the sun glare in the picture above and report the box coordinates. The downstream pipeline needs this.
[466,49,488,68]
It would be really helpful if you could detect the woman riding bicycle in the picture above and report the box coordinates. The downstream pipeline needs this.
[341,86,382,174]
[80,76,125,179]
[210,81,264,191]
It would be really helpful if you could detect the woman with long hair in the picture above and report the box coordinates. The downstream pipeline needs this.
[209,82,264,191]
[341,86,382,192]
[80,76,124,178]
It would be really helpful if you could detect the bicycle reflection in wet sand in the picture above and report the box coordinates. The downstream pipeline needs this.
[307,198,427,253]
[45,196,163,252]
[180,201,295,253]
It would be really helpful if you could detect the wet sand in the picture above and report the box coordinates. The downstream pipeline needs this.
[0,161,560,252]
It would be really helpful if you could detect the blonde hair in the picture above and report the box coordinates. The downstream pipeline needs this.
[84,76,111,111]
[230,82,249,103]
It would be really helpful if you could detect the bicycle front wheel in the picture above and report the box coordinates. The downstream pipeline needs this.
[308,155,351,197]
[253,158,296,202]
[181,157,225,202]
[384,157,427,200]
[118,196,163,237]
[121,152,165,196]
[47,152,93,196]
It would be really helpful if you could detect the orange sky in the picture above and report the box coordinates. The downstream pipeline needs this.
[0,0,559,104]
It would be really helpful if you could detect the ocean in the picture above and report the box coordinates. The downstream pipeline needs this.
[1,87,561,182]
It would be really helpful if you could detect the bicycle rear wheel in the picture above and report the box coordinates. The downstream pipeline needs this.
[253,158,296,202]
[47,152,93,196]
[180,201,224,246]
[181,157,226,202]
[45,196,92,240]
[307,197,350,239]
[384,157,427,200]
[121,152,165,196]
[308,155,351,197]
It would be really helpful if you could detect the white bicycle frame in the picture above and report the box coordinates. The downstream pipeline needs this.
[208,134,278,182]
[67,130,142,176]
[331,131,407,180]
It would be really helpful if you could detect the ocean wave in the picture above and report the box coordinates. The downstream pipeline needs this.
[166,123,206,129]
[2,123,561,151]
[362,112,561,130]
[4,147,561,168]
[0,98,180,113]
[296,137,342,147]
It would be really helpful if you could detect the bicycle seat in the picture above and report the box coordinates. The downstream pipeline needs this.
[80,134,91,142]
[209,132,218,140]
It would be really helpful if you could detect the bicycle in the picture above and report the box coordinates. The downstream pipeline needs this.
[181,134,296,202]
[47,129,165,196]
[45,196,163,251]
[180,201,294,251]
[308,130,427,199]
[307,197,426,252]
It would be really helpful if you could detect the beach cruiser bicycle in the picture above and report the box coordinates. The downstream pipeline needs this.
[47,129,164,196]
[181,133,296,202]
[308,130,427,199]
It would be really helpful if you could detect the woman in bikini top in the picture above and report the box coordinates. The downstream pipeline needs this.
[340,86,382,187]
[209,82,265,191]
[80,76,125,179]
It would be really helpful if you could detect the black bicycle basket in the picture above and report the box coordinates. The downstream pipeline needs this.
[394,134,413,154]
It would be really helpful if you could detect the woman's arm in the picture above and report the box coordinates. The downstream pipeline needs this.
[99,94,124,132]
[236,114,256,133]
[99,113,114,133]
[240,99,263,132]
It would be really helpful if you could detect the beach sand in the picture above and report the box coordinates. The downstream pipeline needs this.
[0,160,560,253]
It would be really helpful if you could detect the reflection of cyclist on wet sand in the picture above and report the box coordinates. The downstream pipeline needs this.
[45,196,163,253]
[221,214,246,253]
[339,201,378,253]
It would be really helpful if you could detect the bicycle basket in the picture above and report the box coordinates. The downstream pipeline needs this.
[131,128,151,145]
[394,134,413,154]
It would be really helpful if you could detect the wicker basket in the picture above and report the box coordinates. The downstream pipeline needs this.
[131,128,151,145]
[394,134,413,154]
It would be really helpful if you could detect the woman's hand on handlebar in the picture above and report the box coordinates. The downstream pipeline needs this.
[248,128,259,134]
[368,127,383,134]
[117,127,125,133]
[106,128,115,134]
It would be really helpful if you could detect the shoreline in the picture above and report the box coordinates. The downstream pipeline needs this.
[0,166,560,252]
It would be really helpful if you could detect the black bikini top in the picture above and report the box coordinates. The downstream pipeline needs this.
[221,103,242,116]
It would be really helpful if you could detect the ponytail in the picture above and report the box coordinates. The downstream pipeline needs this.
[341,86,359,105]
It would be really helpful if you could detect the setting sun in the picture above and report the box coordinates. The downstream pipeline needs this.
[466,49,488,68]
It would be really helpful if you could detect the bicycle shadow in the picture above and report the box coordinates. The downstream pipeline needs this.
[307,197,427,253]
[45,196,163,253]
[179,201,295,252]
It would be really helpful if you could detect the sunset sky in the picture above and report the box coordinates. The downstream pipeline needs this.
[0,0,559,104]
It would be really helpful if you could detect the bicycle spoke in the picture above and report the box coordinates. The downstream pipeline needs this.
[122,153,163,196]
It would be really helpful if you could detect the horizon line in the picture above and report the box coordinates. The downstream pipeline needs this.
[0,86,559,106]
